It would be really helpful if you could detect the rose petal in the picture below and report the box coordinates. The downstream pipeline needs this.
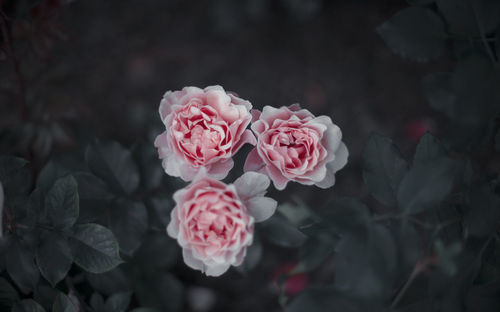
[246,196,277,222]
[183,248,204,271]
[205,263,231,277]
[232,130,257,154]
[315,142,348,189]
[233,171,270,200]
[243,148,266,173]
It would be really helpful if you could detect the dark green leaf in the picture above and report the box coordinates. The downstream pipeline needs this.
[0,156,32,199]
[463,183,500,238]
[12,299,46,312]
[36,162,70,193]
[146,197,172,229]
[0,277,19,310]
[74,172,113,201]
[436,0,500,35]
[90,293,104,311]
[132,142,164,192]
[85,142,140,195]
[495,129,500,152]
[285,288,365,312]
[434,240,462,275]
[397,157,457,214]
[422,72,456,118]
[36,232,73,287]
[33,285,58,312]
[133,232,178,273]
[407,0,434,4]
[45,176,79,230]
[6,238,40,293]
[52,293,78,312]
[86,267,132,296]
[291,234,336,274]
[363,134,408,206]
[104,292,132,312]
[235,240,262,274]
[109,200,148,255]
[135,273,183,311]
[259,214,307,248]
[413,132,446,166]
[130,309,161,312]
[377,7,446,62]
[334,225,397,299]
[69,224,122,274]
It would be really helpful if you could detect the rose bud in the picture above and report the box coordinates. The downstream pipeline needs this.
[244,104,348,190]
[154,86,256,181]
[167,171,277,276]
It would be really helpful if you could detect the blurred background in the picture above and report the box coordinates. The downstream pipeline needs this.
[0,0,454,311]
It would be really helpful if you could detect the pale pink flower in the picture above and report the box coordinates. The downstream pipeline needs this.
[167,171,276,276]
[154,86,256,181]
[244,104,348,190]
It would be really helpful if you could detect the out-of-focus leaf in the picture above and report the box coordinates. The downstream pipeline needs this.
[235,239,262,274]
[6,238,40,293]
[495,129,500,152]
[36,162,70,193]
[33,284,58,312]
[74,172,112,223]
[133,232,178,273]
[413,132,447,166]
[436,0,500,35]
[52,292,78,312]
[407,0,434,5]
[463,183,500,238]
[135,273,183,312]
[377,7,446,62]
[86,267,132,296]
[0,277,19,310]
[12,299,46,312]
[259,214,307,248]
[320,197,371,235]
[69,224,122,274]
[45,176,79,230]
[146,197,172,230]
[435,240,462,275]
[132,142,163,192]
[109,200,148,255]
[422,72,456,120]
[90,293,104,311]
[36,232,72,287]
[363,134,408,206]
[334,225,397,299]
[397,157,458,214]
[285,288,367,312]
[0,156,32,199]
[104,292,132,312]
[85,142,140,195]
[291,233,336,274]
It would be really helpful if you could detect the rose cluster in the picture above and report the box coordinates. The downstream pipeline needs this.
[154,85,348,276]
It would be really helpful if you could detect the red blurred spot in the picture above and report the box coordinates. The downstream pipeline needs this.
[272,262,309,296]
[405,118,436,142]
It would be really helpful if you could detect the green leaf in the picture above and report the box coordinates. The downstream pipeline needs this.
[69,224,122,274]
[74,172,113,201]
[334,225,397,299]
[147,197,173,229]
[135,273,183,311]
[397,157,457,214]
[104,292,132,312]
[319,197,371,235]
[52,293,78,312]
[85,142,140,195]
[463,183,500,238]
[451,56,500,125]
[495,129,500,152]
[109,200,148,255]
[132,142,164,192]
[259,214,307,248]
[436,0,500,35]
[90,293,104,311]
[413,132,446,166]
[36,232,73,287]
[363,134,408,206]
[36,162,70,193]
[6,238,40,293]
[12,299,46,312]
[45,176,79,230]
[0,156,32,199]
[133,232,178,273]
[0,277,19,310]
[86,267,132,296]
[285,288,365,312]
[291,234,336,274]
[434,240,462,276]
[235,240,262,274]
[422,72,456,117]
[377,7,446,62]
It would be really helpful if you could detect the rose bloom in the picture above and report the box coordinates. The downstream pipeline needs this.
[167,171,277,276]
[244,104,348,190]
[154,85,256,181]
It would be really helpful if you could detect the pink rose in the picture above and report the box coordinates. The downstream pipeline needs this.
[244,104,348,190]
[154,86,257,181]
[167,171,277,276]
